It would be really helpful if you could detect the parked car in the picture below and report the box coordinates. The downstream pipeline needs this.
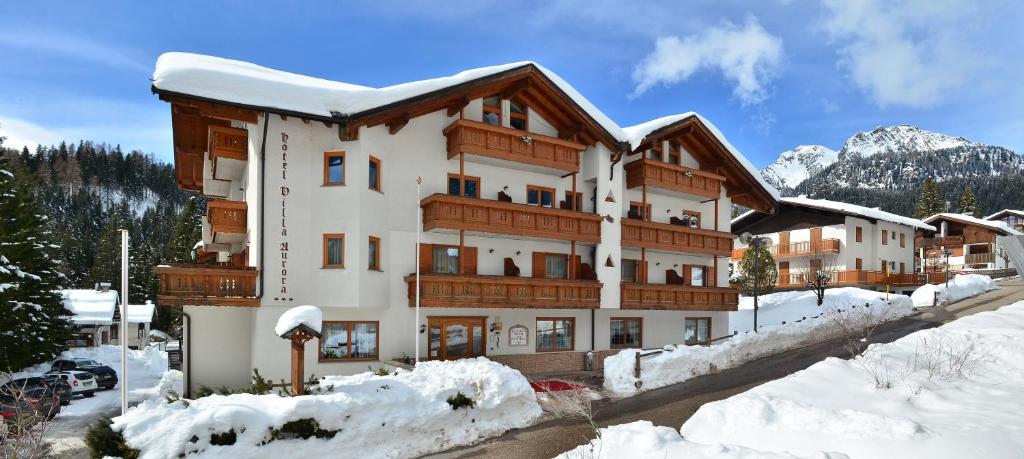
[0,385,61,427]
[0,376,72,406]
[51,358,118,390]
[46,371,97,398]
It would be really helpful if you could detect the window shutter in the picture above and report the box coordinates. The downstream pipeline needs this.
[573,255,582,280]
[706,266,716,287]
[463,246,478,275]
[532,252,546,278]
[682,264,692,285]
[640,260,649,283]
[419,243,433,274]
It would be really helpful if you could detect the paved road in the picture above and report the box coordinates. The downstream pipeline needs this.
[428,277,1024,459]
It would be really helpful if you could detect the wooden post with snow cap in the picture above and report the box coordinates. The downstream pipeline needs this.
[275,305,322,396]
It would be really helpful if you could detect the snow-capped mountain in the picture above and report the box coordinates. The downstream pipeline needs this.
[839,124,974,157]
[761,145,838,192]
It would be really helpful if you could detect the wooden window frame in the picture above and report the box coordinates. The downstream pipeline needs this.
[855,258,863,270]
[680,209,701,227]
[684,316,712,346]
[447,173,481,198]
[609,317,643,349]
[855,226,863,243]
[620,258,639,283]
[509,99,528,131]
[535,317,575,352]
[368,236,382,271]
[431,244,460,274]
[368,155,382,192]
[527,185,556,208]
[318,320,380,362]
[900,232,906,248]
[629,201,652,220]
[323,233,345,269]
[882,229,888,245]
[543,253,569,280]
[482,94,502,126]
[323,151,346,186]
[565,190,583,211]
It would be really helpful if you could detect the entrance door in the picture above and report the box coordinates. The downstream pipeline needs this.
[428,317,486,360]
[778,261,790,286]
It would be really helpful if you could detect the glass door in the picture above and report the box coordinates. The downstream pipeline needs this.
[427,317,487,360]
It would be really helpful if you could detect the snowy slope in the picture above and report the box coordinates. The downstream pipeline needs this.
[839,124,974,157]
[761,145,838,191]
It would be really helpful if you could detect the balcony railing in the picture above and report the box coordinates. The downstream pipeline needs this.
[621,219,732,256]
[208,126,248,162]
[965,253,995,265]
[443,119,586,174]
[421,193,602,243]
[405,274,601,309]
[917,235,964,248]
[207,200,247,237]
[731,239,841,260]
[624,158,724,199]
[777,270,924,287]
[620,284,739,311]
[154,264,258,307]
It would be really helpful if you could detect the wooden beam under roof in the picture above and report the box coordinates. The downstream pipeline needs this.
[162,95,258,123]
[386,114,410,135]
[446,96,469,117]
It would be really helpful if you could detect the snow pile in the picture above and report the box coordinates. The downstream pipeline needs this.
[274,305,323,336]
[9,344,168,382]
[731,287,902,334]
[113,358,541,459]
[555,420,847,459]
[681,300,1024,458]
[910,274,998,307]
[605,289,913,395]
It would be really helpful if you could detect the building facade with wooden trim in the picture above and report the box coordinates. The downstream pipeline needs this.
[150,53,778,392]
[917,213,1021,272]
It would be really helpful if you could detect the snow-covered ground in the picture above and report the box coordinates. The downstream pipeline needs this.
[113,358,541,459]
[603,288,913,396]
[731,287,905,334]
[910,273,998,307]
[679,300,1024,458]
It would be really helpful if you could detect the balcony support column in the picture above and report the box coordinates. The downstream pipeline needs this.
[570,172,577,280]
[458,151,466,275]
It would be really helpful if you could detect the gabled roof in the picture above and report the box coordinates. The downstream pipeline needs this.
[924,213,1023,236]
[732,196,935,235]
[62,289,118,326]
[984,209,1024,221]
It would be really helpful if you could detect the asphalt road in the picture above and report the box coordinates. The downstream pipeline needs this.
[427,277,1024,459]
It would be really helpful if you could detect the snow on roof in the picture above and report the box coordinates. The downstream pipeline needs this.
[62,289,118,326]
[153,52,628,142]
[623,113,782,202]
[126,301,155,324]
[925,213,1023,235]
[274,305,323,337]
[737,196,935,231]
[984,209,1024,220]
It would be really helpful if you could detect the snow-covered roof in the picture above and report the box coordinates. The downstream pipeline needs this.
[62,289,118,326]
[126,301,155,324]
[153,52,629,142]
[623,113,782,203]
[275,305,323,337]
[733,197,935,231]
[924,213,1023,236]
[984,209,1024,221]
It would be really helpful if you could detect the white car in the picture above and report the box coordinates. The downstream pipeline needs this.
[48,371,97,398]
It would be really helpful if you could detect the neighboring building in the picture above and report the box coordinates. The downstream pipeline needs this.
[62,289,154,348]
[917,213,1022,272]
[731,197,935,295]
[985,209,1024,232]
[149,53,779,393]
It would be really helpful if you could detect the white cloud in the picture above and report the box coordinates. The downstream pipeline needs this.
[0,29,149,74]
[820,0,983,108]
[631,16,784,104]
[0,116,60,151]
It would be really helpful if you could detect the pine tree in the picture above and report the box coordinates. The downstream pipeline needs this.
[0,153,74,370]
[89,210,129,288]
[958,188,979,218]
[165,196,203,263]
[913,177,945,218]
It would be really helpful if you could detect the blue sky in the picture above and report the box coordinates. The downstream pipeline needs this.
[1,0,1022,167]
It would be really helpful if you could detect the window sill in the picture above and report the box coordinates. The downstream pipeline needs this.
[318,357,379,363]
[322,266,346,270]
[368,268,383,272]
[534,348,576,353]
[369,187,384,194]
[322,183,347,187]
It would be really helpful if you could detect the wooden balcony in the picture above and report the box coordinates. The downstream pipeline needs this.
[207,200,247,243]
[208,126,248,182]
[621,218,732,256]
[965,253,995,265]
[624,158,724,199]
[443,119,586,174]
[777,270,924,287]
[731,239,841,260]
[405,274,601,309]
[154,264,258,307]
[621,284,739,311]
[917,235,964,248]
[421,193,601,243]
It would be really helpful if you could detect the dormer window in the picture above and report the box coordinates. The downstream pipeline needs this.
[482,95,501,126]
[668,143,681,166]
[510,100,528,131]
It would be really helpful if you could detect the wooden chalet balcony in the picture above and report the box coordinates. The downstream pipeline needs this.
[917,235,965,248]
[443,119,586,174]
[965,253,995,265]
[207,200,247,243]
[777,270,924,287]
[421,193,602,243]
[621,284,739,311]
[624,158,724,199]
[154,264,258,307]
[621,218,732,256]
[405,274,601,309]
[731,239,841,260]
[208,126,248,182]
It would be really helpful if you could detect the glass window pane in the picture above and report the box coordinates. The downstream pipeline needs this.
[368,239,378,269]
[684,320,696,344]
[472,326,483,355]
[545,255,567,279]
[446,324,467,357]
[432,247,459,274]
[691,267,704,287]
[483,95,500,108]
[541,190,553,208]
[536,320,553,351]
[621,260,636,282]
[527,189,539,206]
[626,320,641,347]
[555,320,573,351]
[369,160,379,190]
[328,156,344,184]
[351,322,378,358]
[510,117,527,131]
[448,177,460,196]
[510,100,526,114]
[327,237,344,266]
[321,322,348,359]
[464,179,478,198]
[610,319,624,347]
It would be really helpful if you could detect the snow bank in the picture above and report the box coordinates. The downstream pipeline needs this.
[274,305,323,336]
[731,287,903,334]
[605,290,913,395]
[910,274,997,307]
[555,420,848,459]
[113,358,541,459]
[9,344,168,382]
[681,300,1024,458]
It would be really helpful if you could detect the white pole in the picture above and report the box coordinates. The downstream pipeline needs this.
[120,229,129,415]
[415,177,422,365]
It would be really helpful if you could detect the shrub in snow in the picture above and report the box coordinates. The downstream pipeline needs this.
[446,391,475,410]
[86,416,140,459]
[910,273,997,307]
[112,358,541,459]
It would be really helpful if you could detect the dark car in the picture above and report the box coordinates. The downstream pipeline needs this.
[51,358,118,390]
[1,377,72,406]
[0,385,61,429]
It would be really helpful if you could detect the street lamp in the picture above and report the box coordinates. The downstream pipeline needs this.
[942,248,952,288]
[739,232,772,333]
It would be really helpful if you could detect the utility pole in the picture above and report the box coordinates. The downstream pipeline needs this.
[414,177,422,364]
[120,229,128,415]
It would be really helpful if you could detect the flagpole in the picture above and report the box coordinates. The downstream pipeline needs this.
[120,229,128,415]
[415,176,422,365]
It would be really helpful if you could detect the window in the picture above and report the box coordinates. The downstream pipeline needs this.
[432,246,460,274]
[621,259,638,283]
[324,151,345,186]
[536,318,574,352]
[900,262,906,273]
[368,236,381,271]
[482,95,501,126]
[855,258,863,270]
[323,234,345,268]
[527,185,555,208]
[629,201,652,220]
[900,233,906,248]
[690,266,705,287]
[667,145,681,165]
[610,318,642,349]
[544,254,568,279]
[680,210,701,228]
[509,99,528,131]
[882,229,888,245]
[855,226,863,242]
[881,259,888,273]
[368,156,381,192]
[564,191,583,211]
[319,321,379,361]
[447,174,480,198]
[684,317,711,345]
